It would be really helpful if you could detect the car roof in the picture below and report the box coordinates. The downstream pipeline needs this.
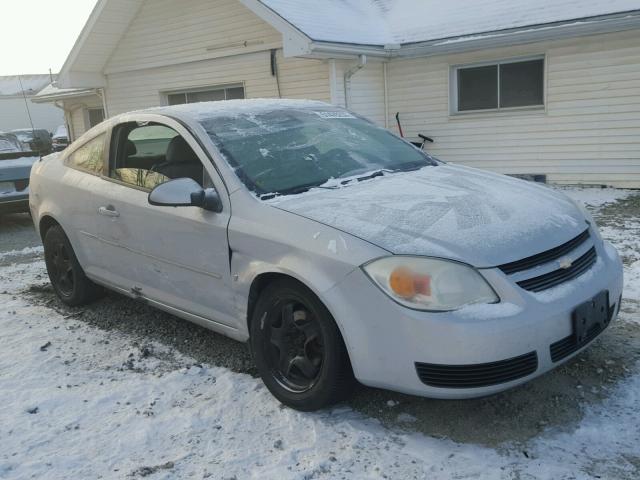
[125,99,338,123]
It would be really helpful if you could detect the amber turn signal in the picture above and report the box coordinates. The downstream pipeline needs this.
[389,267,431,299]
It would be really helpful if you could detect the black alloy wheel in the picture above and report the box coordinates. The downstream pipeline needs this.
[47,240,74,297]
[43,225,103,306]
[250,279,354,411]
[264,299,324,393]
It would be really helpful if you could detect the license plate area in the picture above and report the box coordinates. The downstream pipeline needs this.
[572,290,609,345]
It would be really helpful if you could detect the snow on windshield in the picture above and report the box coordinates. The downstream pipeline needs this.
[192,103,434,196]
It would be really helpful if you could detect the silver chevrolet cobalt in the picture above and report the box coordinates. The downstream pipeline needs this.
[30,100,623,410]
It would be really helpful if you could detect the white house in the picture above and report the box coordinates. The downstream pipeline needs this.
[32,83,105,143]
[47,0,640,187]
[0,75,64,132]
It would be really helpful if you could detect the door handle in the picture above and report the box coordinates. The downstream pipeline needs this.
[98,205,120,218]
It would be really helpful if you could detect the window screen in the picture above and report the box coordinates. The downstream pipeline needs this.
[500,60,544,108]
[456,58,544,112]
[457,65,498,111]
[68,133,105,175]
[88,108,105,128]
[167,85,245,105]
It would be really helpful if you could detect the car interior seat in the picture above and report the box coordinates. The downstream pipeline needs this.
[155,136,203,185]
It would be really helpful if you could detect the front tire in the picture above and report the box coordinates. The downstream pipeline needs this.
[43,225,103,306]
[250,279,354,411]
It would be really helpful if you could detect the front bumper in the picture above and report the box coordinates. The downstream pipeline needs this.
[323,240,623,399]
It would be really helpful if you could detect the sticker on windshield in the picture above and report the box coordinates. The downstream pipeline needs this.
[313,111,355,119]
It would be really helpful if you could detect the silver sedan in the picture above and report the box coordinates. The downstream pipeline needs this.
[29,100,623,410]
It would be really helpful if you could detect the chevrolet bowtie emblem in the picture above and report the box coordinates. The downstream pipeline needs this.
[558,258,573,270]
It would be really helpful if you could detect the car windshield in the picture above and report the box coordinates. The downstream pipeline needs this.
[197,107,437,197]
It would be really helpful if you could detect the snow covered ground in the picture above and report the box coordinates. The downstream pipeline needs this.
[0,187,639,479]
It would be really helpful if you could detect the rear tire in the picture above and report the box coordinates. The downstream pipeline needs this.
[43,225,103,306]
[249,279,355,411]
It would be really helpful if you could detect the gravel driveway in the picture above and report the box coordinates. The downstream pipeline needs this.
[1,187,639,479]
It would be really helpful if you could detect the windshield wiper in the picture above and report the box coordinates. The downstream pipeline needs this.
[338,162,432,186]
[260,180,336,200]
[339,168,393,186]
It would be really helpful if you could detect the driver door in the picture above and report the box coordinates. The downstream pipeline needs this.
[92,117,238,329]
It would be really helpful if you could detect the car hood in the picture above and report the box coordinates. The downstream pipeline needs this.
[268,164,587,267]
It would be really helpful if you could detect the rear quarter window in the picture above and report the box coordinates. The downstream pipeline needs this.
[67,133,106,175]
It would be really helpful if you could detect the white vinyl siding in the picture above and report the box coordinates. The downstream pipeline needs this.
[105,0,282,74]
[103,0,330,116]
[386,30,640,188]
[106,51,330,116]
[329,60,386,126]
[276,51,331,101]
[69,108,85,142]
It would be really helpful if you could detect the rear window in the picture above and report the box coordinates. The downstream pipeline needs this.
[67,134,106,175]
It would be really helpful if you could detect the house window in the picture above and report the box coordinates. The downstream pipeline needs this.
[453,58,544,113]
[88,108,105,128]
[166,84,245,105]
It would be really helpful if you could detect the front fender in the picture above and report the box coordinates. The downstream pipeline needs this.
[227,191,387,339]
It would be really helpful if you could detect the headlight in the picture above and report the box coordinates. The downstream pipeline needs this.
[362,256,499,312]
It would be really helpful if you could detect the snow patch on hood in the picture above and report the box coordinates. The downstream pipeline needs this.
[269,165,586,267]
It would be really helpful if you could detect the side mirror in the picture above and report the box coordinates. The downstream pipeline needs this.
[148,178,223,213]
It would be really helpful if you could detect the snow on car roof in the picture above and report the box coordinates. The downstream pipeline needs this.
[259,0,640,45]
[141,99,335,120]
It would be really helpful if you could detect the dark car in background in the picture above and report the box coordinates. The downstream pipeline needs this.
[52,125,69,152]
[0,132,38,215]
[10,128,53,156]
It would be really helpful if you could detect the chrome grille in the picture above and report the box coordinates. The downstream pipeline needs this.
[498,229,590,275]
[497,228,598,292]
[516,247,597,292]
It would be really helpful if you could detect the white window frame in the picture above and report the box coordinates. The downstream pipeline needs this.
[449,55,546,115]
[160,83,245,106]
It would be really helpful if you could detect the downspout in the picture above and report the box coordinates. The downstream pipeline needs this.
[343,54,367,109]
[98,88,109,118]
[383,62,389,129]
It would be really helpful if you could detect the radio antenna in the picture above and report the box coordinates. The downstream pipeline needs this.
[18,76,36,132]
[18,75,38,156]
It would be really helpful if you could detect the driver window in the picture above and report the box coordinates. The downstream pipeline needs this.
[109,122,205,190]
